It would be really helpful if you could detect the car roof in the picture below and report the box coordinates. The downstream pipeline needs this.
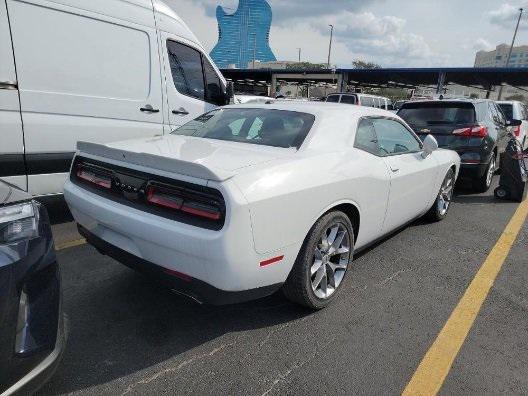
[223,101,398,118]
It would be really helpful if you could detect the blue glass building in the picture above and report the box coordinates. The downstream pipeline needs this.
[210,0,277,69]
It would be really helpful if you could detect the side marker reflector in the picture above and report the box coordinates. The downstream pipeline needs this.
[260,255,284,267]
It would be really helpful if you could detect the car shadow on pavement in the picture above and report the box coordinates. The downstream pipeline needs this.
[38,252,313,395]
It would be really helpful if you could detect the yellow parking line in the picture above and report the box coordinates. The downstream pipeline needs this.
[403,199,528,396]
[55,238,86,251]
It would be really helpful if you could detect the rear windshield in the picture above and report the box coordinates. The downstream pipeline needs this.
[172,108,315,149]
[498,103,513,121]
[398,102,476,127]
[326,95,340,103]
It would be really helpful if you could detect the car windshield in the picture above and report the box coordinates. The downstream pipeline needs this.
[498,103,513,121]
[172,108,316,149]
[398,102,476,126]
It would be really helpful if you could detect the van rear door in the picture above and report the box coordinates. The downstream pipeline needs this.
[0,0,26,190]
[6,0,164,195]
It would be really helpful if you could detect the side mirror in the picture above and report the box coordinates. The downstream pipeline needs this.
[421,134,438,158]
[507,119,522,127]
[225,82,235,105]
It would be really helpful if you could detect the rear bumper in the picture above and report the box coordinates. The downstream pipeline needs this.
[64,180,297,299]
[79,225,282,305]
[459,162,489,180]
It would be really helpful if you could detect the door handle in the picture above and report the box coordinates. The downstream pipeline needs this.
[390,166,400,172]
[0,81,18,90]
[172,108,189,116]
[140,105,160,113]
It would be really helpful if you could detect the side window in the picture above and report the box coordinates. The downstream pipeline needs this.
[326,95,340,103]
[167,41,204,100]
[354,119,380,155]
[372,118,422,155]
[202,57,225,105]
[341,95,357,104]
[494,103,507,125]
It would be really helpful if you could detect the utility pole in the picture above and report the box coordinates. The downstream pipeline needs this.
[498,8,523,100]
[327,24,334,69]
[297,48,301,63]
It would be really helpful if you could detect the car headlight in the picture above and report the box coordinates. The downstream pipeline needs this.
[0,201,39,244]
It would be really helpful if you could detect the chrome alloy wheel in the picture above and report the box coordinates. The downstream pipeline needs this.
[437,172,455,216]
[311,223,351,299]
[486,155,496,188]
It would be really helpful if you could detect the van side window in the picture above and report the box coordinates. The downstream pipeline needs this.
[202,57,224,105]
[167,41,205,100]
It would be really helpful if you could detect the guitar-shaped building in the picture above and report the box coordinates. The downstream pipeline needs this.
[210,0,277,69]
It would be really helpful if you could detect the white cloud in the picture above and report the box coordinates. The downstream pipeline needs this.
[473,38,494,52]
[310,11,448,66]
[163,0,452,67]
[487,3,528,30]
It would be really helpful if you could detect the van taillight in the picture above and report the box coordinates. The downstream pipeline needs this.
[452,125,488,138]
[146,184,221,221]
[76,166,112,189]
[513,126,521,137]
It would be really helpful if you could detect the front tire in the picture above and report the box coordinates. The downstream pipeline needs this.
[282,211,354,310]
[426,168,455,222]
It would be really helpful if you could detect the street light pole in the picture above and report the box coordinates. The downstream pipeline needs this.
[297,47,301,63]
[498,8,523,100]
[327,24,334,69]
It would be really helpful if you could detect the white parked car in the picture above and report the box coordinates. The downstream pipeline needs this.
[326,93,394,110]
[234,94,275,104]
[497,101,528,149]
[64,103,460,309]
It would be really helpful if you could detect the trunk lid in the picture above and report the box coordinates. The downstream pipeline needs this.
[77,135,294,182]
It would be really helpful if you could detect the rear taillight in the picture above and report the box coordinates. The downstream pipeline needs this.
[452,125,488,138]
[146,185,183,210]
[76,166,112,189]
[513,126,521,137]
[146,184,222,221]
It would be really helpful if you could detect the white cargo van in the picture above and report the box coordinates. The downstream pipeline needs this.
[1,0,231,195]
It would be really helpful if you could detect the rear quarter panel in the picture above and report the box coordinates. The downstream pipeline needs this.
[232,150,391,254]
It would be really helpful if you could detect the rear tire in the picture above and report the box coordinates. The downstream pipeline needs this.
[282,211,354,310]
[474,153,496,193]
[426,168,455,222]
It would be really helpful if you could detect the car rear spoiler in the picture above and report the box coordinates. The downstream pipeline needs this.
[76,141,234,182]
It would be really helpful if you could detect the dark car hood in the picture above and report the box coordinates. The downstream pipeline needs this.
[0,181,31,206]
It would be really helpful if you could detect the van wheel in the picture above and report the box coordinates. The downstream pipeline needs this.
[474,153,496,193]
[282,211,353,310]
[426,168,455,222]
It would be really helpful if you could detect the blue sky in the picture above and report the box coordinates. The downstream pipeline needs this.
[165,0,528,67]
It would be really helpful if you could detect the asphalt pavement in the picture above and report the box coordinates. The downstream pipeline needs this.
[37,178,528,395]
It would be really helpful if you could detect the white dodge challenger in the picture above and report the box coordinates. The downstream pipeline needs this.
[64,103,460,309]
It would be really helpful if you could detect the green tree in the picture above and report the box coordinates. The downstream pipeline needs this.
[352,59,382,69]
[286,62,327,70]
